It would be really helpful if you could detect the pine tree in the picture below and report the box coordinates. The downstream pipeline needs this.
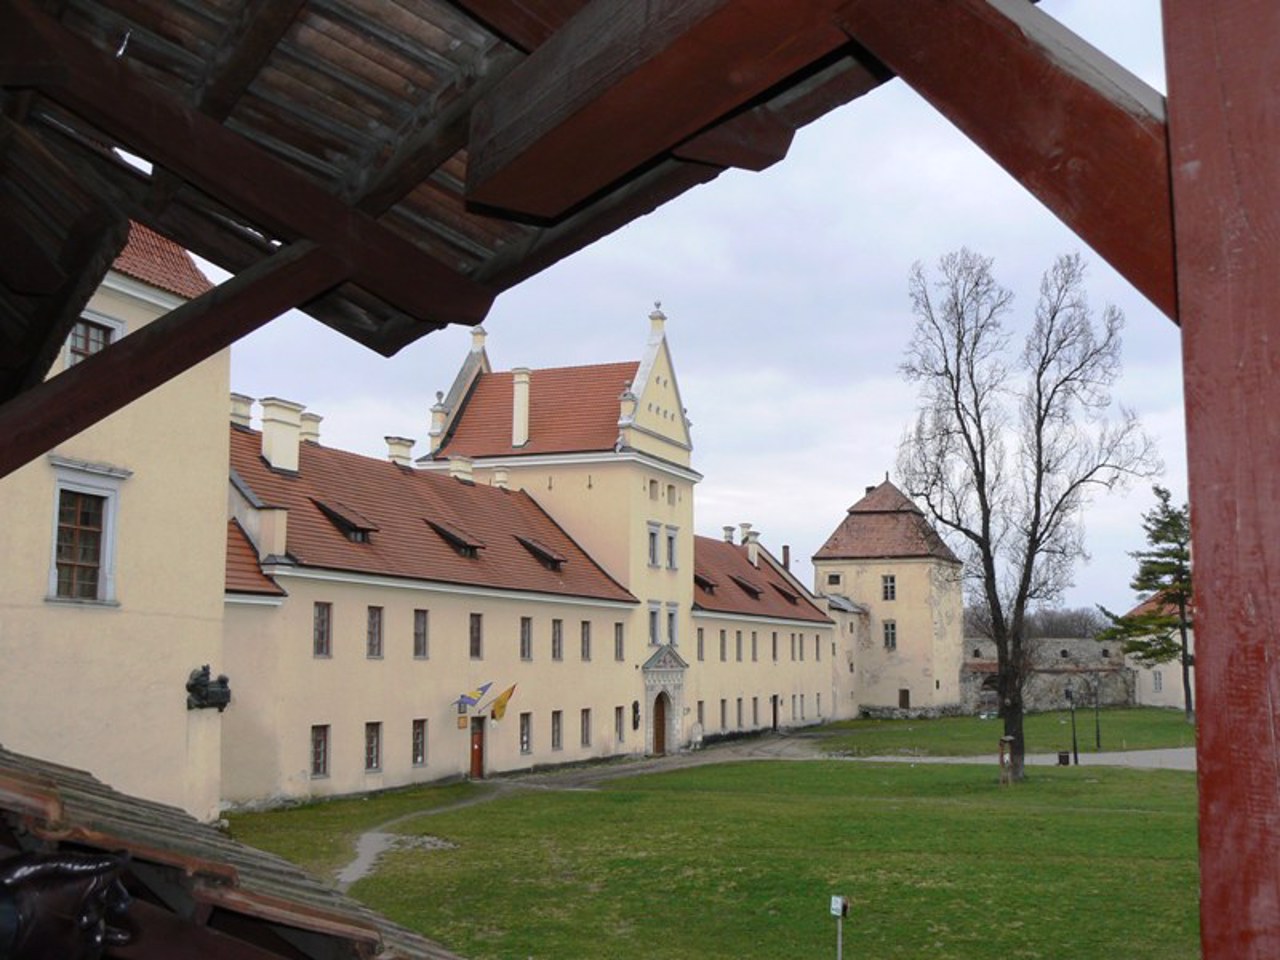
[1099,485,1193,720]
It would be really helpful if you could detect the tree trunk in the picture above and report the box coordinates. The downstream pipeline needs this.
[998,668,1026,781]
[1179,620,1194,722]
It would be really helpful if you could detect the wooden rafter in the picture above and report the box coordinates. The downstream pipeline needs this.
[835,0,1176,319]
[445,0,585,52]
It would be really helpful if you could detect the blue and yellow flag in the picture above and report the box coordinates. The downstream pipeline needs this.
[489,684,517,721]
[457,681,493,708]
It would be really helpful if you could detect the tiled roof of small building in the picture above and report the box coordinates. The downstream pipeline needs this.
[112,222,213,299]
[693,536,831,624]
[0,745,462,959]
[434,361,639,458]
[225,519,285,596]
[813,480,960,563]
[229,426,635,604]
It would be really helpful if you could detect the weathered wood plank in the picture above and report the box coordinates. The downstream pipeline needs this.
[1163,1,1280,956]
[836,0,1176,319]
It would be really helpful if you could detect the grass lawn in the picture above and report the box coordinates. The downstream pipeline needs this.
[818,707,1196,758]
[327,761,1197,960]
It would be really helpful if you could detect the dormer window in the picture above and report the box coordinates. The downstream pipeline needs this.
[771,582,799,604]
[729,573,763,599]
[426,518,485,558]
[516,534,565,571]
[312,498,378,543]
[694,571,718,594]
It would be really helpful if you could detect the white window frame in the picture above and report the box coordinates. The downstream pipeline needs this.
[64,310,126,370]
[47,456,131,604]
[666,602,678,646]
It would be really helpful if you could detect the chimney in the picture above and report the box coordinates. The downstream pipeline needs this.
[258,506,288,559]
[492,466,510,490]
[618,382,637,424]
[230,393,253,428]
[449,455,474,483]
[259,397,305,472]
[300,412,323,444]
[512,367,531,447]
[428,391,447,453]
[470,326,487,353]
[739,521,753,543]
[866,485,877,495]
[743,527,760,567]
[723,525,735,544]
[782,545,791,571]
[386,436,414,467]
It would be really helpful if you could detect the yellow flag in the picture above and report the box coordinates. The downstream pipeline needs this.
[489,684,517,720]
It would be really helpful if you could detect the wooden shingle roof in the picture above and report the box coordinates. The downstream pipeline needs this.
[435,361,639,458]
[230,426,635,604]
[813,480,959,564]
[693,536,831,624]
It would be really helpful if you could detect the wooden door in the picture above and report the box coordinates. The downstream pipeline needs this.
[469,717,485,779]
[653,693,667,755]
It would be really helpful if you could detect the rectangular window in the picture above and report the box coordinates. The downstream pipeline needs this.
[413,609,429,659]
[884,620,898,650]
[614,622,625,661]
[520,616,533,660]
[68,318,113,365]
[827,572,842,587]
[666,605,677,646]
[791,694,797,718]
[366,606,383,658]
[313,602,332,657]
[815,635,820,661]
[666,527,678,569]
[790,633,796,661]
[412,718,427,766]
[55,490,105,600]
[1153,670,1164,692]
[772,631,778,662]
[364,722,382,772]
[697,627,705,661]
[310,725,329,778]
[580,621,592,660]
[752,697,759,726]
[470,612,483,659]
[649,605,660,645]
[882,574,897,601]
[697,700,705,727]
[552,619,564,660]
[719,629,727,662]
[719,699,727,730]
[799,634,805,661]
[735,630,743,662]
[519,712,532,754]
[580,708,592,747]
[647,523,660,566]
[751,631,758,662]
[736,698,743,729]
[817,693,822,717]
[615,705,625,743]
[667,484,676,506]
[800,695,806,720]
[551,710,563,750]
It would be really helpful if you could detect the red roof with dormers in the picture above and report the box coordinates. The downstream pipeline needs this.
[112,222,213,299]
[225,519,286,596]
[434,361,639,458]
[693,536,831,624]
[813,480,960,563]
[228,426,635,603]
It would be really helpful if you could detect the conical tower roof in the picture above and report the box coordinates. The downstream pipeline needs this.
[813,480,959,563]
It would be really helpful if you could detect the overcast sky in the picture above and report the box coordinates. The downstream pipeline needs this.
[226,0,1181,615]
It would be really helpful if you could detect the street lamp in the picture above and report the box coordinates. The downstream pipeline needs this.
[1065,681,1079,765]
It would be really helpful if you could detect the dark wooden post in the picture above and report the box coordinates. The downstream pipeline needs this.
[1164,2,1280,955]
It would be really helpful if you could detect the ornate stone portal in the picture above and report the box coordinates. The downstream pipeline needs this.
[641,644,688,755]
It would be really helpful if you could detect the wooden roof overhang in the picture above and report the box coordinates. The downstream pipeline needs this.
[2,2,1278,957]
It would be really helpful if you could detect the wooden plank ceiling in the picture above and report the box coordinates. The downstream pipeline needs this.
[0,0,1172,476]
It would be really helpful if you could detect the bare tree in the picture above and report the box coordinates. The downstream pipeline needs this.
[898,249,1159,780]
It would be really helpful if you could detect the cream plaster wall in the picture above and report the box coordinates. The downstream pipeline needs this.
[0,278,228,820]
[1129,630,1194,709]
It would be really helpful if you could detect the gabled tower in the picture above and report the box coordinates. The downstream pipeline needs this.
[813,480,962,711]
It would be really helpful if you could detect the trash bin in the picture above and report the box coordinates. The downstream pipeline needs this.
[1058,751,1070,766]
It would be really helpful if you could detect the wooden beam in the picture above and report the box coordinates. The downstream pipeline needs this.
[1164,2,1280,956]
[2,1,494,329]
[467,0,850,220]
[673,105,796,173]
[835,0,1176,319]
[445,0,585,52]
[0,242,345,480]
[194,0,307,121]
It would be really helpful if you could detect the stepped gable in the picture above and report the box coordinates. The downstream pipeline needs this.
[229,426,635,603]
[112,221,213,299]
[225,519,285,596]
[693,536,831,624]
[0,745,461,959]
[435,360,639,458]
[813,480,960,563]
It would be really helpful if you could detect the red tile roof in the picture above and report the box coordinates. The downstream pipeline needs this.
[434,361,639,458]
[229,427,636,603]
[693,536,831,624]
[813,480,960,563]
[225,519,286,596]
[112,222,213,299]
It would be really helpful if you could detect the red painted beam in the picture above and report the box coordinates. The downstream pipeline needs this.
[836,0,1176,320]
[0,243,345,480]
[467,0,850,220]
[1,1,494,330]
[1164,1,1280,955]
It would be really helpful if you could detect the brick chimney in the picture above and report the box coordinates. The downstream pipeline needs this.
[230,393,253,428]
[512,367,531,448]
[386,436,414,466]
[300,411,322,444]
[259,397,305,472]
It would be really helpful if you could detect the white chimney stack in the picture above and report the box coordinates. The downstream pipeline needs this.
[741,524,760,566]
[386,436,415,467]
[449,455,474,483]
[259,397,305,472]
[512,367,531,448]
[300,411,323,444]
[428,391,447,453]
[230,393,254,428]
[492,466,510,490]
[471,326,487,353]
[723,525,735,544]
